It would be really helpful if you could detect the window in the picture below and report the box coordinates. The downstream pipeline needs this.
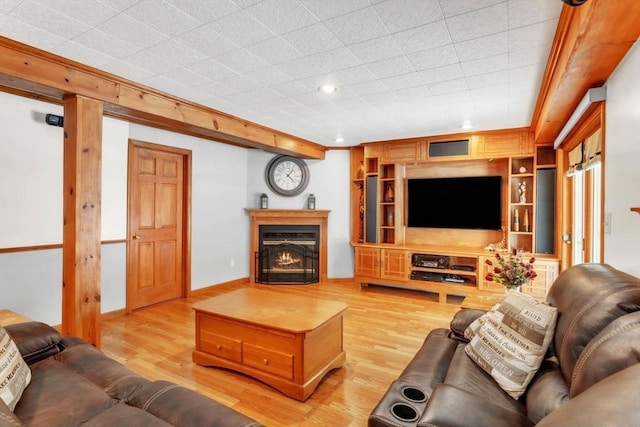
[566,128,603,265]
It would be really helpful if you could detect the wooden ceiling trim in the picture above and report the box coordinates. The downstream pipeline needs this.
[0,37,326,160]
[532,0,640,144]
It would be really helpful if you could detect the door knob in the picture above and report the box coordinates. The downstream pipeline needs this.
[132,233,143,239]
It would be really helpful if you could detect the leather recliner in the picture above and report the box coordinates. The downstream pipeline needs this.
[369,263,640,427]
[1,321,263,426]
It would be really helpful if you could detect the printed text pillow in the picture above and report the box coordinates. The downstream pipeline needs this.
[0,326,31,411]
[464,291,557,399]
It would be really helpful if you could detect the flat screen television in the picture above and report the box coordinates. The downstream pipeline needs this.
[407,176,502,230]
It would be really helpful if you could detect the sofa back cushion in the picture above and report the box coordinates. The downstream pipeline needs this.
[569,310,640,397]
[547,264,640,386]
[0,326,31,411]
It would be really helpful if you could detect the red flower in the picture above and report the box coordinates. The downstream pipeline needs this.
[485,249,537,289]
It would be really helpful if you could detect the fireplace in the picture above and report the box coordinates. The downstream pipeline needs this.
[246,209,330,284]
[255,225,319,284]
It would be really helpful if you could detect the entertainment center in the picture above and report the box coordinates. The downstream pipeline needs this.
[350,128,560,302]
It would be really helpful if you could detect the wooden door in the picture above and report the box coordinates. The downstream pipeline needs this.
[127,141,189,311]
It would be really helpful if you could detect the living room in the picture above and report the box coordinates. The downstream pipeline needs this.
[1,0,639,425]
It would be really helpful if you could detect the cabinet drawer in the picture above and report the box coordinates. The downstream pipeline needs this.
[199,330,242,363]
[243,342,294,380]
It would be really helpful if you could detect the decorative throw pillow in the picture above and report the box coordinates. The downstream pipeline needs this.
[464,291,558,399]
[0,326,31,411]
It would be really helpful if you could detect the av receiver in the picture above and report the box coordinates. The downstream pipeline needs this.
[411,254,449,269]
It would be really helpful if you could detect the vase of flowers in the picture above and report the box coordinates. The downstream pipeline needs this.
[485,248,537,291]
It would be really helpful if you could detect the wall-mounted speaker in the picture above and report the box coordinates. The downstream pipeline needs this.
[561,0,588,6]
[45,114,64,127]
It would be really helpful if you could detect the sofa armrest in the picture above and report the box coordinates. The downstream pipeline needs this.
[1,399,24,426]
[535,364,640,427]
[418,384,534,427]
[4,322,63,365]
[449,309,485,341]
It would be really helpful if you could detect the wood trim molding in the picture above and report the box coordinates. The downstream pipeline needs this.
[0,240,126,254]
[0,37,326,160]
[532,0,640,144]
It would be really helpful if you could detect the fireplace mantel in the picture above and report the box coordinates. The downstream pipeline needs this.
[246,209,330,283]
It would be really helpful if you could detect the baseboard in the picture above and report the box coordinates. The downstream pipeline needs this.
[188,277,251,296]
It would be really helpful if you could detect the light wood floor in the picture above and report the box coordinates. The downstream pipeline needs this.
[101,280,464,426]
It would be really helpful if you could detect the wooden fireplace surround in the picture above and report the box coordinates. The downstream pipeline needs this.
[247,209,330,283]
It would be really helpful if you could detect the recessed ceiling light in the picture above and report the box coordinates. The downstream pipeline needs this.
[335,136,344,143]
[318,84,337,94]
[461,120,472,130]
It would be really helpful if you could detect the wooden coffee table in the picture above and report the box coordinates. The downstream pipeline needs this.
[192,288,348,401]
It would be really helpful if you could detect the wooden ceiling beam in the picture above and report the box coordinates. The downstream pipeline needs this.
[0,37,326,160]
[532,0,640,144]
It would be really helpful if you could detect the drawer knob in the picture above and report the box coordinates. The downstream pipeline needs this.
[216,344,222,350]
[263,359,269,365]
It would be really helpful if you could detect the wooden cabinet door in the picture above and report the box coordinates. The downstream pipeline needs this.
[380,249,407,281]
[521,259,559,300]
[354,247,380,278]
[382,141,423,162]
[475,132,533,158]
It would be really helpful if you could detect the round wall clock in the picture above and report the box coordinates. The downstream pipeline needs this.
[265,155,310,196]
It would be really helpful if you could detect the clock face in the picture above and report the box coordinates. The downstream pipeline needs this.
[265,155,310,196]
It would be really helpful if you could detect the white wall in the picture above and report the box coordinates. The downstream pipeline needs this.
[0,92,130,323]
[604,39,640,277]
[246,149,354,278]
[0,95,63,246]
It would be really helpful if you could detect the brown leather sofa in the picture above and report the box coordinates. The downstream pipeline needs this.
[1,321,262,426]
[369,263,640,427]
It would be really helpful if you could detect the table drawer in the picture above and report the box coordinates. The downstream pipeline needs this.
[243,342,294,380]
[199,330,242,363]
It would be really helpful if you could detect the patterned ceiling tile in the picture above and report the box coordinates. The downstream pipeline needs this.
[392,20,451,54]
[508,0,562,29]
[125,0,201,37]
[300,0,370,21]
[168,0,240,23]
[406,44,459,71]
[324,7,389,45]
[212,10,275,47]
[246,36,303,65]
[98,13,169,50]
[0,0,563,145]
[455,32,508,62]
[245,0,318,34]
[366,55,415,79]
[280,22,342,55]
[373,0,443,32]
[438,0,504,18]
[9,0,90,39]
[418,63,464,85]
[445,2,508,42]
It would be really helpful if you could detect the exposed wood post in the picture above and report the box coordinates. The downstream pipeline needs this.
[62,95,103,347]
